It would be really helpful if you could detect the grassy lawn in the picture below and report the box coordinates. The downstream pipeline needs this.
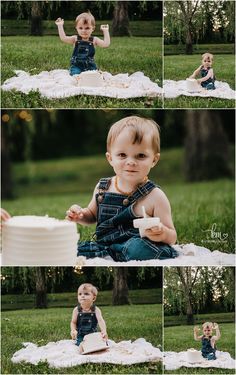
[164,44,235,56]
[164,54,235,108]
[2,149,234,252]
[1,304,163,374]
[1,289,162,311]
[164,322,235,374]
[1,36,162,109]
[164,312,235,327]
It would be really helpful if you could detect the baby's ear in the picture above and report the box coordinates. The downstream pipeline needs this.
[106,152,112,164]
[152,153,160,167]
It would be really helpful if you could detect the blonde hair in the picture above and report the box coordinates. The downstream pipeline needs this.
[107,116,160,153]
[202,322,213,330]
[75,12,95,29]
[202,53,213,63]
[78,283,98,297]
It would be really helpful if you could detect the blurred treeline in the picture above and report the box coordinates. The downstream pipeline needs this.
[1,1,162,21]
[1,109,234,162]
[1,266,162,295]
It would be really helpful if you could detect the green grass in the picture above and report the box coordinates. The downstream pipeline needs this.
[164,313,235,327]
[1,304,163,374]
[164,322,235,374]
[164,54,235,108]
[1,289,162,311]
[164,43,235,56]
[1,19,163,37]
[1,36,162,108]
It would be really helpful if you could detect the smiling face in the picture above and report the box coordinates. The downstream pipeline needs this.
[76,19,94,40]
[106,128,160,185]
[203,323,213,337]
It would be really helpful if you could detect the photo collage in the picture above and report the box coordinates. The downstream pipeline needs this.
[1,1,235,374]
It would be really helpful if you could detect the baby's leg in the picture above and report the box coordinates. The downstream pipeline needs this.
[110,238,178,261]
[78,241,110,258]
[69,65,82,76]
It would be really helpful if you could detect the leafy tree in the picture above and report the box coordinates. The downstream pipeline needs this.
[164,267,235,321]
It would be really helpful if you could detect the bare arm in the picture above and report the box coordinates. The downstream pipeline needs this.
[144,188,177,245]
[95,307,108,339]
[198,68,214,83]
[55,18,76,45]
[212,323,221,340]
[70,307,78,339]
[66,184,98,225]
[189,65,202,79]
[194,326,202,341]
[94,25,110,48]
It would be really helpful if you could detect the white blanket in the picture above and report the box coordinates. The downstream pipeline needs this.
[11,338,162,368]
[1,70,162,99]
[164,79,235,99]
[76,243,235,266]
[164,350,236,370]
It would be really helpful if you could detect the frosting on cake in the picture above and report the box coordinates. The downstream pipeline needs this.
[77,71,104,87]
[187,349,203,363]
[186,78,201,92]
[2,215,78,266]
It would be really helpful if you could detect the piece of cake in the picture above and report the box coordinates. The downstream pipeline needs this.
[2,215,78,266]
[186,78,201,92]
[133,217,160,238]
[187,349,203,363]
[81,332,109,355]
[77,71,104,87]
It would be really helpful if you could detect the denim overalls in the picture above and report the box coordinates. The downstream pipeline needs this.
[201,336,216,360]
[200,66,215,90]
[76,304,98,346]
[70,36,97,76]
[78,177,178,261]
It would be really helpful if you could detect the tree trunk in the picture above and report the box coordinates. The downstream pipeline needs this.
[1,123,14,199]
[35,268,47,308]
[30,2,43,36]
[177,267,195,325]
[184,111,232,181]
[112,1,131,36]
[185,28,193,54]
[112,268,130,305]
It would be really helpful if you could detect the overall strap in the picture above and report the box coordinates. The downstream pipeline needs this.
[125,180,158,205]
[97,178,112,203]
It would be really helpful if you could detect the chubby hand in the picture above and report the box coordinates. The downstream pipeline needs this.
[100,24,109,31]
[71,329,77,340]
[213,323,219,329]
[66,204,85,222]
[101,331,108,340]
[194,326,200,333]
[1,208,11,222]
[144,223,167,242]
[55,17,64,26]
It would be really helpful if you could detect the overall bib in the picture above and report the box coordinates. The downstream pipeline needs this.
[70,36,97,75]
[78,178,178,261]
[76,304,98,345]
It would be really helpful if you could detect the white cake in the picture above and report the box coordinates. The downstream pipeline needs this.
[186,78,201,92]
[81,332,109,355]
[187,349,203,363]
[77,71,104,87]
[2,215,79,266]
[133,217,160,237]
